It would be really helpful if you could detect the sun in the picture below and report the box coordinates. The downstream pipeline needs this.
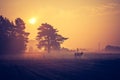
[29,18,36,25]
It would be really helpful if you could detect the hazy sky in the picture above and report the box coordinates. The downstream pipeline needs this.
[0,0,120,51]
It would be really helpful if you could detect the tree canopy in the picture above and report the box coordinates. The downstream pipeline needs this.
[36,23,68,53]
[0,15,29,54]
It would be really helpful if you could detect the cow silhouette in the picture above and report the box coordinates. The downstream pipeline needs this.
[74,52,83,58]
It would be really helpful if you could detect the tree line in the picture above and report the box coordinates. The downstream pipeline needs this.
[0,15,68,54]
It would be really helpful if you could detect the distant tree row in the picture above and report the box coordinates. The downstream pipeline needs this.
[0,15,68,54]
[105,45,120,52]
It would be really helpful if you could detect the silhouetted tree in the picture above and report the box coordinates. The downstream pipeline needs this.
[36,23,68,53]
[0,16,15,54]
[0,15,29,54]
[105,45,120,52]
[13,18,29,53]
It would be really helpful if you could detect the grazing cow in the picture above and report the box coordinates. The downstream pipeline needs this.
[74,52,83,58]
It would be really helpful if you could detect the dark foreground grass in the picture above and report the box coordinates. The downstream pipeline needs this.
[0,54,120,80]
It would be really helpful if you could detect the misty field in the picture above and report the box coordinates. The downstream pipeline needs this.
[0,53,120,80]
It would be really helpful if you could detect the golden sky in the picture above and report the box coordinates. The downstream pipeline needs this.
[0,0,120,51]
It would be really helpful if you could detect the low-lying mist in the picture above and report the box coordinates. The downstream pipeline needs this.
[0,51,120,60]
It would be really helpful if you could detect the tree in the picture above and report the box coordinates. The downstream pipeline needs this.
[36,23,68,53]
[12,18,29,53]
[105,45,120,52]
[0,15,29,54]
[0,16,14,54]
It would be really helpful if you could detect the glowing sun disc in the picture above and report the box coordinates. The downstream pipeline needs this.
[29,18,36,24]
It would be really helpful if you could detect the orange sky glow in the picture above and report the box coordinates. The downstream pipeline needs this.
[0,0,120,51]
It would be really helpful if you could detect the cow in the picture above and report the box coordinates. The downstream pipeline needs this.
[74,52,83,58]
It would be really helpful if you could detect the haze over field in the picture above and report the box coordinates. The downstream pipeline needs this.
[1,1,120,80]
[0,0,120,51]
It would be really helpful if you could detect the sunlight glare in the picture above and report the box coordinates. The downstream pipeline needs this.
[29,18,36,25]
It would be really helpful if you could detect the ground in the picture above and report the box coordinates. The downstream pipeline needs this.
[0,53,120,80]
